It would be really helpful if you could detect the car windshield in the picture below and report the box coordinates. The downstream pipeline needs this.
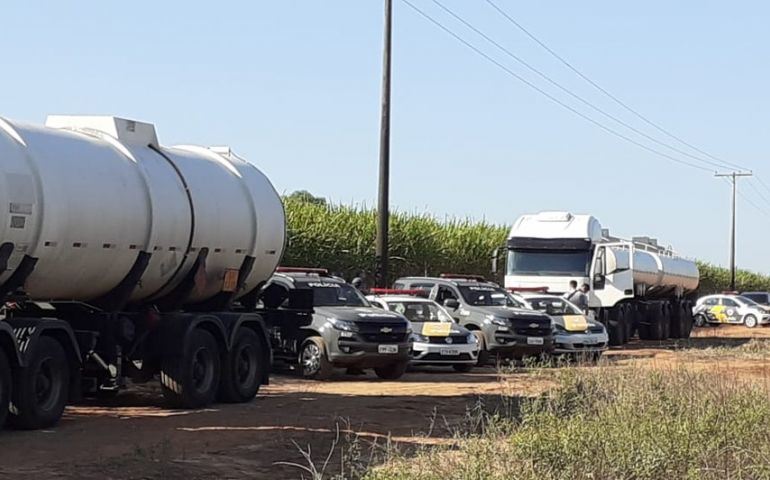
[527,297,582,315]
[300,281,368,307]
[507,249,591,276]
[459,285,521,307]
[386,301,453,323]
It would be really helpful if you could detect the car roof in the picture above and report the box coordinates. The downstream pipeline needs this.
[368,295,434,303]
[395,276,500,288]
[272,272,346,284]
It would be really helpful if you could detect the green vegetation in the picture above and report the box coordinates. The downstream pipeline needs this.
[283,196,770,292]
[367,366,770,480]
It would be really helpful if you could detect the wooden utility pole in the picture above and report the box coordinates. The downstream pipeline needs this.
[715,171,753,291]
[375,0,392,288]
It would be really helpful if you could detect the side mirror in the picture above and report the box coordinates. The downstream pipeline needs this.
[491,248,500,275]
[443,298,460,310]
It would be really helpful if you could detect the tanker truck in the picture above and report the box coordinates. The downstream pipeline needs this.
[0,114,312,430]
[501,211,699,345]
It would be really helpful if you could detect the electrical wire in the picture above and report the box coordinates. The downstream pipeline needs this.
[429,0,731,172]
[483,0,750,173]
[399,0,712,172]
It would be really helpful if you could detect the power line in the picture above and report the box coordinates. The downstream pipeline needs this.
[399,0,712,172]
[756,175,770,198]
[483,0,750,173]
[428,0,731,172]
[747,178,770,208]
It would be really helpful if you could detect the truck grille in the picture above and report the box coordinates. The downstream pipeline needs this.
[357,323,409,343]
[511,317,552,337]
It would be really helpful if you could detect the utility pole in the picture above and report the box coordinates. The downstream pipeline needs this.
[375,0,392,288]
[715,171,753,291]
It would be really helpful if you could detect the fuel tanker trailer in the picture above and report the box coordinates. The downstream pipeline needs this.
[502,211,699,346]
[0,115,311,429]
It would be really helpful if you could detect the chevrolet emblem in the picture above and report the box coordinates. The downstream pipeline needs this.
[529,323,539,328]
[380,327,393,333]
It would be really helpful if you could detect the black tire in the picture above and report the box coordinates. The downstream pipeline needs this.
[607,307,625,346]
[694,313,708,328]
[472,331,489,366]
[161,328,221,409]
[219,328,265,403]
[625,305,637,341]
[661,303,671,340]
[680,303,693,338]
[745,314,759,329]
[299,337,333,380]
[374,361,409,380]
[649,304,667,340]
[669,301,685,339]
[9,336,69,430]
[453,363,474,373]
[0,350,11,428]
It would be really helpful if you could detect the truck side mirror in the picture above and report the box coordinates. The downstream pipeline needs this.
[443,298,460,310]
[491,248,499,275]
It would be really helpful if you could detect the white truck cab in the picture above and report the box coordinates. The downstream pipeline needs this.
[503,211,699,345]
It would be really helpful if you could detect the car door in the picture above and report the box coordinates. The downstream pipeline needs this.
[719,297,742,323]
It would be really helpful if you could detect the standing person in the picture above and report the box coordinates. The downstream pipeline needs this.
[563,280,579,301]
[351,271,369,295]
[573,283,590,314]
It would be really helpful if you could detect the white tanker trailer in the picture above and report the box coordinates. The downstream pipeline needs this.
[0,115,312,429]
[502,211,699,346]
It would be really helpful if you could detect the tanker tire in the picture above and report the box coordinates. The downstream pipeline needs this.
[374,361,409,380]
[662,303,671,340]
[9,336,69,430]
[161,329,221,409]
[625,305,637,341]
[649,304,666,340]
[681,303,693,338]
[669,301,685,339]
[0,350,11,428]
[219,328,264,403]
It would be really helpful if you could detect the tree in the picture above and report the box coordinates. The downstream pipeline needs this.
[286,190,327,206]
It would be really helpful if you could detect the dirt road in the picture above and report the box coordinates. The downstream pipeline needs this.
[1,325,769,480]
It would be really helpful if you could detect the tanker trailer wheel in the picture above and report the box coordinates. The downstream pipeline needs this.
[681,302,694,338]
[299,337,333,380]
[0,350,11,427]
[219,327,265,403]
[669,301,685,339]
[649,303,667,340]
[161,329,221,409]
[9,336,69,430]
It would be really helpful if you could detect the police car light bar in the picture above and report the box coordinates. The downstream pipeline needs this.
[440,273,486,282]
[275,267,329,275]
[369,288,428,297]
[507,286,550,293]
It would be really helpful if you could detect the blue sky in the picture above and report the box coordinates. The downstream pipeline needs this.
[2,1,769,272]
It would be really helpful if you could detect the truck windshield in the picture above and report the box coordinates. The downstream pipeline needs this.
[459,285,521,307]
[300,281,368,307]
[386,301,453,323]
[507,250,590,276]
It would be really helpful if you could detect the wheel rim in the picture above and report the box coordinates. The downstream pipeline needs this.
[746,316,757,328]
[191,347,215,394]
[235,344,257,387]
[35,357,62,411]
[302,343,322,376]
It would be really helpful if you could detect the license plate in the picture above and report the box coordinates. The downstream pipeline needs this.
[527,337,544,345]
[440,348,459,356]
[378,344,398,354]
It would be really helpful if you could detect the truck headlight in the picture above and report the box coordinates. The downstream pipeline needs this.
[328,318,358,332]
[484,315,508,326]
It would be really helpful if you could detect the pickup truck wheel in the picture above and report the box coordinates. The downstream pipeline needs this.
[9,336,69,430]
[299,337,333,380]
[374,361,408,380]
[473,331,489,366]
[453,363,473,373]
[161,328,221,409]
[744,315,758,329]
[0,350,11,427]
[219,328,265,403]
